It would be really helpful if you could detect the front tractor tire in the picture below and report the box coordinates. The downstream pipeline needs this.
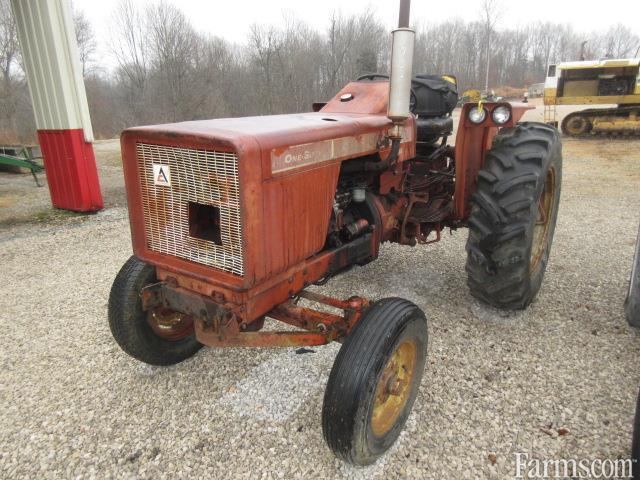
[466,122,562,310]
[108,256,202,366]
[322,298,428,466]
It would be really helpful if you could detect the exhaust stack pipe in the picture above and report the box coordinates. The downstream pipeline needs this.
[388,0,415,135]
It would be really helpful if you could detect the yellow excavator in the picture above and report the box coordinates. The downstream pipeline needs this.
[543,58,640,136]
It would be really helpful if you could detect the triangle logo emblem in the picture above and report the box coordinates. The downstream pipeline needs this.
[153,164,171,187]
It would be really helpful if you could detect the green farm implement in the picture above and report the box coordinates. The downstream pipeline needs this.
[0,145,44,186]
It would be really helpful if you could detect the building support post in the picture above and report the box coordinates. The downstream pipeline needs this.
[11,0,103,212]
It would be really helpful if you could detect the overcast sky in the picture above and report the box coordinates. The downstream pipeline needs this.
[73,0,640,67]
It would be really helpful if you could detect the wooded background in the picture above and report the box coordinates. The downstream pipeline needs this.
[0,0,638,142]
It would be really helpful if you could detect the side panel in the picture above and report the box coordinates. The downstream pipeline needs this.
[252,118,415,280]
[453,125,495,221]
[453,103,532,220]
[259,164,341,280]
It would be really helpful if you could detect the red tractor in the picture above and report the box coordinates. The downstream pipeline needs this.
[108,0,562,466]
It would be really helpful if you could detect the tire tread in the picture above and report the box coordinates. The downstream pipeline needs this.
[322,298,427,465]
[465,122,562,310]
[108,256,202,366]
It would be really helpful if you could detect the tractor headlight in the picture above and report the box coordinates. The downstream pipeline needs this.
[468,106,487,124]
[492,106,511,124]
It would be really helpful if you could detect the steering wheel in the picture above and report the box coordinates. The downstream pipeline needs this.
[356,74,418,114]
[409,90,418,113]
[356,73,390,81]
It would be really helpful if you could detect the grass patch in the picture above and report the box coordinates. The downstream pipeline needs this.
[0,208,91,228]
[33,208,88,223]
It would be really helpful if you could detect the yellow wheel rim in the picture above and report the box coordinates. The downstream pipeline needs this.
[530,167,556,272]
[370,340,417,437]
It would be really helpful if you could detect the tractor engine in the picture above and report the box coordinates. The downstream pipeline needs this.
[330,74,459,247]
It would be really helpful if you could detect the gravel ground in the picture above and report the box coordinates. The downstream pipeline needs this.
[1,126,640,478]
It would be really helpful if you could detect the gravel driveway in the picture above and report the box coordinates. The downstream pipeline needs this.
[1,134,640,479]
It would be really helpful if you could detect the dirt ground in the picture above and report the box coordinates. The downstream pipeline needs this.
[1,103,640,479]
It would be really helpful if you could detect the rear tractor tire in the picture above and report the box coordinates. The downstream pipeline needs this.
[108,256,202,366]
[466,122,562,310]
[322,298,428,466]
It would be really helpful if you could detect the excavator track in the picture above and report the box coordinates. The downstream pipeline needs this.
[561,105,640,138]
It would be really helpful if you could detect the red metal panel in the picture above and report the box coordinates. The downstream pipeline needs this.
[320,81,390,114]
[37,129,103,212]
[452,102,534,220]
[261,164,341,277]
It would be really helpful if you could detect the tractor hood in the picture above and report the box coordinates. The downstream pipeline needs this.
[121,112,404,179]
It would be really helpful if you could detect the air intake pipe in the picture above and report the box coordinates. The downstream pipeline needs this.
[384,0,414,167]
[388,0,415,133]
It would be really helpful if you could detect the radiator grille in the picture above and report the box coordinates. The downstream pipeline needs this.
[137,143,243,276]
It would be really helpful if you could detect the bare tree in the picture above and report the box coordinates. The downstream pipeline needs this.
[480,0,501,92]
[189,34,235,118]
[603,24,638,58]
[110,0,149,123]
[248,23,281,113]
[0,0,17,87]
[146,1,198,121]
[350,11,386,79]
[73,8,96,76]
[323,12,356,97]
[537,23,559,72]
[0,0,19,138]
[279,14,324,111]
